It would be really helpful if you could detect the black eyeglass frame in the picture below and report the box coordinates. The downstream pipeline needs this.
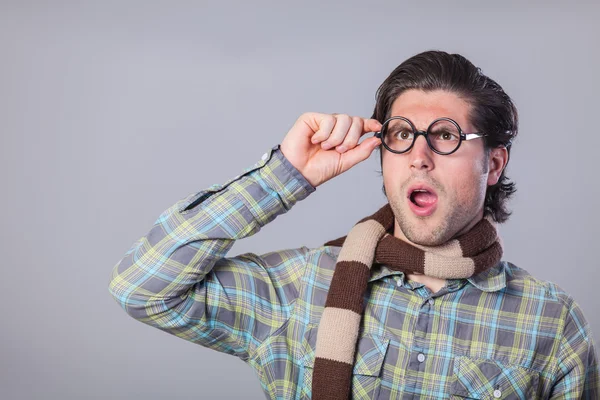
[374,116,488,155]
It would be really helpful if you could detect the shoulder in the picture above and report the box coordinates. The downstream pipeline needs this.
[504,262,572,303]
[502,262,591,332]
[297,245,341,289]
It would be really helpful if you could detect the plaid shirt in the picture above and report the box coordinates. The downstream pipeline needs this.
[109,145,599,399]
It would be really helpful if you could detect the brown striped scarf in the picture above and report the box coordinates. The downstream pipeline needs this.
[312,203,502,400]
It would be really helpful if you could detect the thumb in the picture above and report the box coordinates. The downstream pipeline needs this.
[341,136,382,169]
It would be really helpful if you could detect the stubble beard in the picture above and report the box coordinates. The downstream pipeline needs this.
[383,151,490,247]
[388,183,479,247]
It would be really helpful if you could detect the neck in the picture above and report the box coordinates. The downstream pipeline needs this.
[392,212,484,293]
[405,272,446,293]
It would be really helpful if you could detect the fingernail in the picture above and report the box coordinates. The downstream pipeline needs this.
[322,142,332,150]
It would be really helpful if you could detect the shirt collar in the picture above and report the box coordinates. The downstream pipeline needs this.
[466,261,507,292]
[368,265,405,283]
[368,261,507,292]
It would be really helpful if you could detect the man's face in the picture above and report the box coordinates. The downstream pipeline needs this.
[382,89,495,246]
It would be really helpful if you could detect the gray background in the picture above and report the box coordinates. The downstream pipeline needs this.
[1,1,598,399]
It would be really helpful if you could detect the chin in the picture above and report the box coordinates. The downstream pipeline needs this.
[404,230,449,247]
[399,210,454,246]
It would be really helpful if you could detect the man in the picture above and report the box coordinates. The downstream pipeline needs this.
[109,51,599,399]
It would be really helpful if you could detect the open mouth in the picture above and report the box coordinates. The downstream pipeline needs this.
[407,186,438,217]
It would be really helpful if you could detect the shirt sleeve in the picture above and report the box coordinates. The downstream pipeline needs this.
[549,297,600,399]
[108,145,316,361]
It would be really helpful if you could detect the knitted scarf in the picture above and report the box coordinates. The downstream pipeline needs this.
[311,203,502,400]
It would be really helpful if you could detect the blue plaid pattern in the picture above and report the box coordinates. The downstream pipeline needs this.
[109,145,599,399]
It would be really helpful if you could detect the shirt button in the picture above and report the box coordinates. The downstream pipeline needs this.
[417,353,425,363]
[493,389,502,398]
[428,298,434,306]
[261,152,269,161]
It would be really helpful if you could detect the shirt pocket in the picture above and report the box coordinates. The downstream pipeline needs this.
[296,325,390,400]
[449,356,541,400]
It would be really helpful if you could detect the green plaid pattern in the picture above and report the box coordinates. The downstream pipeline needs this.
[109,146,599,399]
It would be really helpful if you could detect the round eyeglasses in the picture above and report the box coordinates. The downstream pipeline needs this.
[374,116,487,155]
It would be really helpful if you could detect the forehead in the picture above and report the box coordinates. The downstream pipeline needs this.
[389,89,473,130]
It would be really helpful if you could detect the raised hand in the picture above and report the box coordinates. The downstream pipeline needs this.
[280,113,382,188]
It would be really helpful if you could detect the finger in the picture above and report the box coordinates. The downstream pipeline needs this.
[340,136,382,170]
[322,114,352,150]
[310,114,336,144]
[348,118,383,146]
[363,118,383,134]
[336,116,363,153]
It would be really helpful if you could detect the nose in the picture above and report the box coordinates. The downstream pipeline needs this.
[409,134,434,171]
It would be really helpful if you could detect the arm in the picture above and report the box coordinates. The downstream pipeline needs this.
[549,299,600,399]
[108,145,315,360]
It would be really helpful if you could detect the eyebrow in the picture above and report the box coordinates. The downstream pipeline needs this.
[428,121,459,131]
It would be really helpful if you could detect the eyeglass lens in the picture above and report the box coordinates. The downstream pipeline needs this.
[382,119,462,154]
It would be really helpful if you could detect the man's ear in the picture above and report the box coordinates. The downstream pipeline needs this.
[487,147,509,186]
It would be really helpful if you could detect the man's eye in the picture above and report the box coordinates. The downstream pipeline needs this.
[394,131,412,140]
[437,131,458,141]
